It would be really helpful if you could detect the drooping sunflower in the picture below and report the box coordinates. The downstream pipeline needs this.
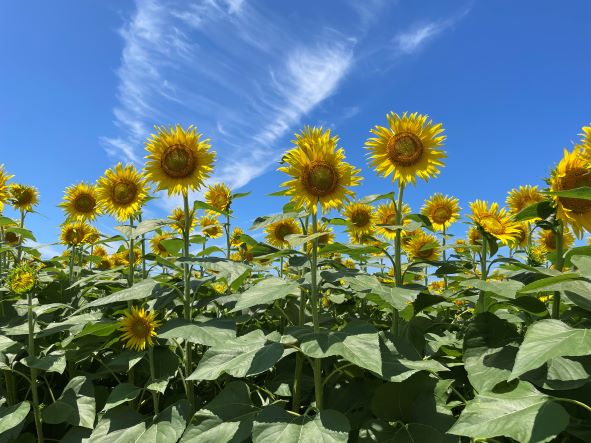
[112,247,142,267]
[278,126,361,214]
[509,222,530,249]
[205,183,231,214]
[60,222,90,246]
[468,226,481,245]
[365,112,446,185]
[404,231,441,261]
[230,244,254,262]
[83,225,100,244]
[4,230,20,246]
[93,245,108,257]
[200,216,223,239]
[97,256,115,271]
[344,202,375,237]
[577,123,591,163]
[549,148,591,236]
[6,264,37,294]
[60,182,100,221]
[537,228,575,252]
[9,184,39,212]
[230,227,245,247]
[0,165,14,213]
[145,125,215,196]
[469,200,520,245]
[119,306,161,351]
[506,185,545,215]
[97,163,149,222]
[421,193,460,231]
[265,218,302,248]
[168,207,196,235]
[374,201,411,240]
[150,231,175,257]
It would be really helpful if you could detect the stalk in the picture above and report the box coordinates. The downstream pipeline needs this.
[138,213,147,279]
[477,234,488,314]
[224,213,231,259]
[309,209,323,409]
[68,245,75,283]
[16,210,25,264]
[292,216,308,412]
[552,221,564,319]
[148,346,159,414]
[391,183,405,335]
[128,217,135,288]
[182,192,195,409]
[442,225,448,290]
[27,291,43,442]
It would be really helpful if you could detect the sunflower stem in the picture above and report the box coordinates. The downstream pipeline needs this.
[309,209,323,410]
[138,213,147,279]
[552,221,564,319]
[292,285,306,412]
[27,290,44,443]
[477,234,488,314]
[182,192,195,410]
[148,346,159,415]
[442,225,448,290]
[16,210,25,264]
[391,182,405,336]
[128,217,135,287]
[68,245,75,284]
[225,213,231,259]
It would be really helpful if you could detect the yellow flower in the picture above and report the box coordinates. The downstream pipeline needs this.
[404,231,441,261]
[230,244,254,262]
[0,165,14,213]
[421,193,460,231]
[7,265,37,294]
[60,222,91,246]
[200,216,223,239]
[230,227,245,247]
[97,256,114,270]
[453,239,467,254]
[9,184,39,212]
[529,245,548,264]
[576,123,591,163]
[506,185,544,215]
[510,223,530,249]
[145,125,215,196]
[97,163,149,222]
[537,228,575,251]
[168,207,196,235]
[429,280,445,293]
[150,231,174,257]
[468,226,481,245]
[119,306,160,351]
[538,294,553,303]
[265,218,302,248]
[211,281,228,294]
[549,148,591,236]
[93,245,108,257]
[60,182,100,221]
[365,112,446,185]
[469,200,520,245]
[83,225,100,244]
[278,126,361,214]
[343,202,375,237]
[343,258,357,269]
[374,201,411,241]
[112,247,142,267]
[205,183,231,214]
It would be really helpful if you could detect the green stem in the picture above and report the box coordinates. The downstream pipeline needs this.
[182,192,195,410]
[128,217,135,287]
[139,213,147,279]
[148,346,159,414]
[292,287,306,412]
[555,396,591,414]
[27,291,44,443]
[310,209,323,410]
[68,245,75,284]
[16,210,25,264]
[477,234,488,314]
[225,213,231,259]
[442,225,448,290]
[552,221,564,319]
[391,182,405,335]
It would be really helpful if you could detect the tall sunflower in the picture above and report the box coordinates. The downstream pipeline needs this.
[145,125,215,196]
[60,182,100,221]
[278,126,361,214]
[205,183,231,214]
[200,216,223,239]
[549,148,591,236]
[0,165,14,213]
[421,193,460,231]
[404,231,441,261]
[169,207,196,235]
[537,228,575,252]
[265,218,302,248]
[119,306,160,351]
[506,185,545,215]
[97,163,149,222]
[343,201,375,237]
[10,184,39,212]
[374,201,411,240]
[469,200,520,245]
[365,112,446,185]
[150,231,174,257]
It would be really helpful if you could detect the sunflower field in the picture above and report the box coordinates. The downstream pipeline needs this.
[1,116,591,443]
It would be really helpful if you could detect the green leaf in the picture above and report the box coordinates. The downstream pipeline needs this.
[140,400,190,442]
[448,381,569,443]
[22,350,66,374]
[187,330,284,380]
[231,277,299,312]
[513,200,554,222]
[342,275,418,310]
[252,406,350,443]
[518,272,581,293]
[548,186,591,199]
[118,218,171,239]
[74,279,158,313]
[181,382,259,443]
[460,279,524,299]
[86,406,146,442]
[43,375,96,429]
[572,254,591,275]
[102,383,141,412]
[158,317,236,347]
[5,226,36,241]
[284,232,328,247]
[197,258,251,290]
[391,423,450,443]
[0,401,30,441]
[250,212,301,230]
[510,319,591,379]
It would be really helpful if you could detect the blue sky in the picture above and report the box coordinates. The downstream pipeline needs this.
[1,0,590,255]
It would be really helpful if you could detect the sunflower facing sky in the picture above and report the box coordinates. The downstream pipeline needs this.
[506,185,545,215]
[374,201,411,241]
[365,112,446,185]
[265,218,302,248]
[404,231,441,261]
[60,222,95,246]
[145,125,215,196]
[421,193,460,231]
[9,184,39,212]
[169,207,196,234]
[469,200,520,245]
[279,126,361,214]
[60,182,100,221]
[205,183,232,214]
[97,163,149,222]
[119,306,160,351]
[343,201,375,237]
[150,231,175,257]
[0,165,14,213]
[200,216,223,239]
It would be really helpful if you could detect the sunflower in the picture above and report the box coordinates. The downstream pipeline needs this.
[577,123,591,162]
[205,183,231,214]
[93,245,108,257]
[469,200,520,245]
[468,226,482,245]
[404,231,441,261]
[305,221,336,254]
[113,247,142,267]
[429,280,445,294]
[365,112,446,185]
[230,227,245,247]
[278,126,361,214]
[150,231,175,257]
[97,163,149,222]
[549,148,591,236]
[509,223,530,249]
[6,264,37,294]
[211,281,228,294]
[230,244,254,262]
[529,245,548,265]
[506,185,545,215]
[119,306,161,351]
[265,218,301,248]
[372,201,410,240]
[343,258,357,269]
[421,193,460,231]
[83,225,100,244]
[60,222,90,246]
[537,228,575,251]
[344,202,375,237]
[0,165,14,213]
[97,256,115,270]
[145,125,215,196]
[59,182,100,221]
[200,216,223,239]
[9,184,39,212]
[453,239,467,254]
[168,207,196,234]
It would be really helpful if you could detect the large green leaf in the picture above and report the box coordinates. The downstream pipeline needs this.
[187,330,284,380]
[158,317,236,347]
[518,272,581,293]
[181,382,259,443]
[284,232,327,247]
[197,258,251,289]
[74,279,159,313]
[102,383,141,412]
[140,400,190,442]
[231,277,299,312]
[342,275,418,310]
[252,406,350,443]
[43,375,96,429]
[510,319,591,379]
[0,401,30,441]
[21,350,66,374]
[87,406,146,442]
[460,279,524,299]
[548,186,591,199]
[448,381,569,442]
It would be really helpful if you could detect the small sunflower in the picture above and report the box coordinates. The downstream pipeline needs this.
[510,223,530,249]
[549,148,591,236]
[119,306,161,351]
[112,247,142,267]
[365,112,446,185]
[421,193,460,231]
[453,239,467,254]
[145,125,215,196]
[168,207,196,234]
[278,126,361,214]
[344,202,375,237]
[343,258,357,269]
[469,200,520,245]
[265,218,302,248]
[211,281,228,294]
[0,165,14,213]
[150,231,174,257]
[468,226,481,245]
[9,184,39,212]
[374,201,412,240]
[429,280,445,294]
[60,222,89,246]
[506,185,545,215]
[529,245,548,265]
[230,244,254,262]
[230,227,245,247]
[7,264,37,294]
[97,163,149,222]
[200,216,223,239]
[83,225,100,244]
[97,256,115,270]
[305,221,336,254]
[93,245,108,257]
[537,228,575,252]
[205,183,231,214]
[404,231,441,261]
[60,182,100,221]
